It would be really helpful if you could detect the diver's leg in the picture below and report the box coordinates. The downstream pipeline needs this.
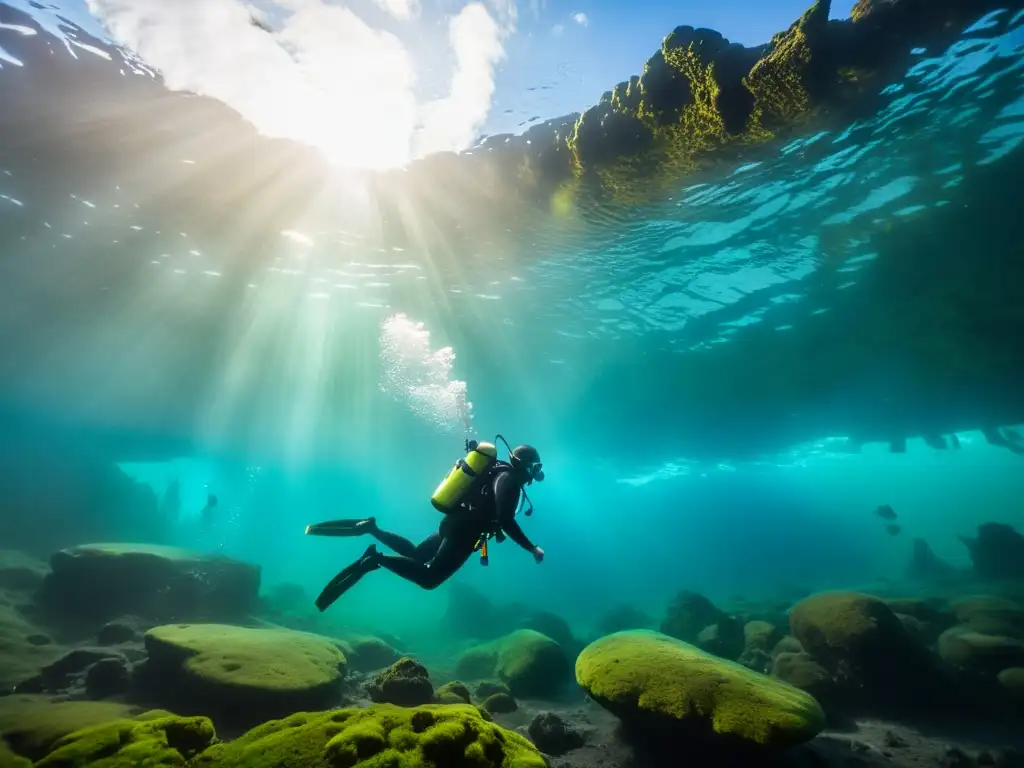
[370,527,433,559]
[314,544,380,612]
[377,530,476,590]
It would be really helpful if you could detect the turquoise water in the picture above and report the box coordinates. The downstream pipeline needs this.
[1,1,1023,651]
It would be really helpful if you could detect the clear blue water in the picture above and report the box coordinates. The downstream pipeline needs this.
[1,1,1023,648]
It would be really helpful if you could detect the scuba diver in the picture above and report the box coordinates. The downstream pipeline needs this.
[306,436,545,612]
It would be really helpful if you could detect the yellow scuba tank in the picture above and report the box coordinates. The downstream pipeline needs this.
[430,440,498,513]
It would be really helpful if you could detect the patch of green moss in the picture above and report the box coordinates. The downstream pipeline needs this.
[191,704,546,768]
[34,715,215,768]
[576,630,824,748]
[0,741,31,768]
[455,631,569,698]
[0,697,152,761]
[435,681,471,704]
[145,623,347,693]
[788,592,909,663]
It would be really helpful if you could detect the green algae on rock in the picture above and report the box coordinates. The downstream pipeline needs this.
[937,626,1024,675]
[0,742,31,768]
[141,623,346,720]
[34,714,215,768]
[434,681,472,704]
[366,658,434,707]
[576,630,824,748]
[455,630,570,698]
[0,696,153,762]
[191,703,547,768]
[789,591,918,674]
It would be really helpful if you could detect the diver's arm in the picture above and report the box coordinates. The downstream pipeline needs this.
[494,472,536,553]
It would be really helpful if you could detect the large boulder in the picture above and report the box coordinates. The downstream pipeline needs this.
[138,623,346,724]
[455,629,570,698]
[35,543,261,626]
[191,704,547,768]
[576,630,824,748]
[787,591,970,715]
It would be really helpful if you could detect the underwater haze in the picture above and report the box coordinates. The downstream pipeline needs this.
[2,0,1024,765]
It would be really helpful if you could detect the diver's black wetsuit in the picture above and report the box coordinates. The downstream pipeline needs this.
[371,469,535,589]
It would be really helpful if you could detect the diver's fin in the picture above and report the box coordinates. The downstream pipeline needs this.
[305,517,376,537]
[923,434,947,450]
[889,437,907,454]
[314,545,380,612]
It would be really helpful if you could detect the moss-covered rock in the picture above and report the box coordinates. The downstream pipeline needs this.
[0,697,154,761]
[34,714,215,768]
[950,596,1024,638]
[140,623,346,722]
[770,652,834,705]
[474,681,512,700]
[36,543,261,625]
[481,693,517,714]
[744,621,782,652]
[366,658,434,707]
[788,591,935,699]
[518,611,576,656]
[771,636,803,658]
[336,635,401,672]
[191,704,547,768]
[435,681,471,704]
[659,590,725,643]
[937,626,1024,675]
[576,630,824,748]
[455,630,569,698]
